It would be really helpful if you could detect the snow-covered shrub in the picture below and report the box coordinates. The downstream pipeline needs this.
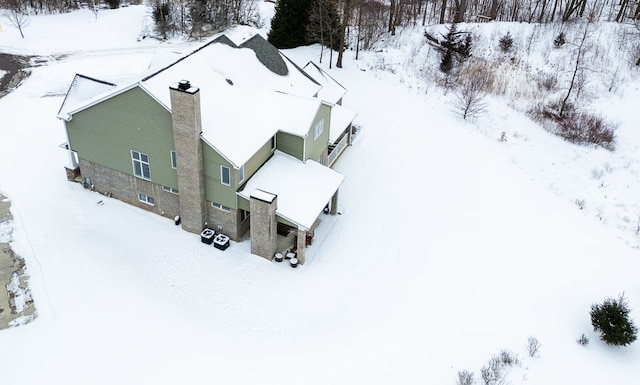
[577,333,590,346]
[480,350,519,385]
[480,356,504,385]
[590,293,638,346]
[526,336,541,357]
[557,110,617,150]
[536,72,558,91]
[457,370,475,385]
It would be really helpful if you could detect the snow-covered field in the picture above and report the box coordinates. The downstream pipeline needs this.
[1,4,639,384]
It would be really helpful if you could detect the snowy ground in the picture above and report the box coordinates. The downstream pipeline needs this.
[0,4,639,385]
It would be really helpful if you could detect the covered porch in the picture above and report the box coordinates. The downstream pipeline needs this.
[237,151,344,265]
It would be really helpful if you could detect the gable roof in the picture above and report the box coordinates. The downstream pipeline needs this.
[239,34,288,76]
[302,61,347,104]
[57,74,117,120]
[141,45,323,167]
[57,32,330,167]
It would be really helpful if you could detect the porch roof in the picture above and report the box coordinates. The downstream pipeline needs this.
[330,104,357,142]
[237,151,345,231]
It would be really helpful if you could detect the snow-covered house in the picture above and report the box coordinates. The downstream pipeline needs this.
[56,33,356,264]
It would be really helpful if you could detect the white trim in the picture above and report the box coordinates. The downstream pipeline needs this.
[131,150,151,180]
[170,150,177,169]
[137,193,155,206]
[238,165,244,182]
[313,119,324,141]
[220,165,231,186]
[162,185,179,194]
[200,135,238,168]
[211,202,231,212]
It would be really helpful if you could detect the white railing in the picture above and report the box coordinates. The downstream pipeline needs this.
[328,130,349,167]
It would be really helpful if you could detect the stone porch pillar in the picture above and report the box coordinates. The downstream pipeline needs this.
[330,189,339,215]
[296,228,306,265]
[250,189,278,260]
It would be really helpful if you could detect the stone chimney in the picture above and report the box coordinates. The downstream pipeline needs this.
[169,80,206,234]
[250,189,278,260]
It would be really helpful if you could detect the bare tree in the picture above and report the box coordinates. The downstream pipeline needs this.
[559,15,592,117]
[336,0,353,68]
[454,77,487,119]
[4,9,30,38]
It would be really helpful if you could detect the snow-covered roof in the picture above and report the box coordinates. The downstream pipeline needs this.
[329,104,357,142]
[145,34,321,97]
[303,61,347,104]
[143,70,321,167]
[58,34,328,167]
[237,151,345,230]
[57,74,117,120]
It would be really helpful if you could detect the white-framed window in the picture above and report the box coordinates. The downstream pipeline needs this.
[238,165,244,182]
[170,150,177,169]
[313,119,324,140]
[221,165,230,186]
[240,209,250,223]
[211,202,231,212]
[138,193,155,206]
[131,150,151,179]
[162,186,179,194]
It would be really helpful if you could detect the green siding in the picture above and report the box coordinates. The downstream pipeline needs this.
[306,104,331,162]
[203,143,237,209]
[242,138,274,185]
[237,196,250,211]
[66,86,178,189]
[276,132,304,160]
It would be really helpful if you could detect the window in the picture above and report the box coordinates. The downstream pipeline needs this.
[170,150,177,169]
[162,186,179,194]
[240,209,250,223]
[131,150,151,179]
[138,193,155,205]
[211,202,231,212]
[238,165,244,182]
[313,119,324,140]
[221,165,230,186]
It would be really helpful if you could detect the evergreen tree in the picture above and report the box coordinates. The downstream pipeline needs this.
[499,32,514,52]
[437,23,471,73]
[268,0,313,49]
[590,293,638,346]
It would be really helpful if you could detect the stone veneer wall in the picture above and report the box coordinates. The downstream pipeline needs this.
[204,204,236,240]
[78,159,180,219]
[169,83,207,234]
[249,194,277,260]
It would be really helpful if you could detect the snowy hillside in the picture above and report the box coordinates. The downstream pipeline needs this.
[0,4,639,385]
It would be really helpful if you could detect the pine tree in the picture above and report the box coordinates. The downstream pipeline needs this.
[499,32,514,52]
[268,0,313,49]
[590,293,638,346]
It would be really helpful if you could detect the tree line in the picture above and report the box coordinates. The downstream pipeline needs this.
[3,0,639,43]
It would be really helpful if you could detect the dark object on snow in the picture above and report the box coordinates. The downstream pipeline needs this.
[274,252,284,262]
[289,257,299,268]
[201,228,215,244]
[213,234,230,250]
[174,215,181,225]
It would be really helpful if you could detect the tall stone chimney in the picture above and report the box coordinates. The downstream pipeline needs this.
[169,80,206,234]
[250,189,278,260]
